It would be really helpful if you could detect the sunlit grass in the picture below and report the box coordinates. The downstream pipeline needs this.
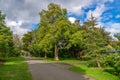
[38,57,87,63]
[0,57,32,80]
[40,57,120,80]
[69,64,120,80]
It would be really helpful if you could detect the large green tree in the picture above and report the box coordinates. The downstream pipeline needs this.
[0,11,14,57]
[35,3,73,60]
[22,3,112,63]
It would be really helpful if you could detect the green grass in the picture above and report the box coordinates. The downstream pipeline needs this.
[0,57,32,80]
[36,57,120,80]
[69,64,120,80]
[38,57,87,63]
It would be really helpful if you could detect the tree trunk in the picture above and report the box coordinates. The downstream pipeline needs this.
[44,53,47,58]
[97,61,101,69]
[54,44,59,60]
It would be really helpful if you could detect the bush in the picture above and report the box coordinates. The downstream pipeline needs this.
[103,53,120,77]
[87,60,98,67]
[9,49,21,57]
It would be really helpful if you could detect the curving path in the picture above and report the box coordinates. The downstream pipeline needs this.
[25,57,94,80]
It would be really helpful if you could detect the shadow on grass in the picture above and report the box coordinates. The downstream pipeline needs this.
[69,66,86,75]
[105,68,120,78]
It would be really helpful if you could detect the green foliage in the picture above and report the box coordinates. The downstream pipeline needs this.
[103,53,120,76]
[21,3,120,78]
[70,64,120,80]
[22,32,32,50]
[0,10,5,23]
[0,11,14,57]
[0,57,32,80]
[114,33,120,40]
[68,30,84,48]
[26,3,75,60]
[22,3,112,61]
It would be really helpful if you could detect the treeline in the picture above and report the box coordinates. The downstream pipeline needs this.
[22,3,111,60]
[22,3,114,59]
[0,11,20,57]
[22,3,120,76]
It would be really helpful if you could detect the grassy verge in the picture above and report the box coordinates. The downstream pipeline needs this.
[0,57,32,80]
[69,64,120,80]
[38,57,87,63]
[37,57,120,80]
[39,57,119,80]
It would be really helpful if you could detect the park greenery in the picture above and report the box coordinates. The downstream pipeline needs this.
[21,3,120,78]
[0,11,15,57]
[0,57,32,80]
[0,3,120,80]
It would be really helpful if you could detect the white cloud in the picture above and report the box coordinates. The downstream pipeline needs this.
[64,0,94,15]
[95,22,104,28]
[87,4,106,20]
[0,0,115,37]
[105,22,120,34]
[68,17,76,23]
[6,20,30,37]
[103,22,120,40]
[116,14,120,18]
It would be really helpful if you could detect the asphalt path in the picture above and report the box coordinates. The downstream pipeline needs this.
[25,57,94,80]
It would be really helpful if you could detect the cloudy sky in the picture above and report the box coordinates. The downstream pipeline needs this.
[0,0,120,37]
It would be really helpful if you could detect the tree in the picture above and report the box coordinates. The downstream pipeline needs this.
[81,16,112,68]
[22,32,33,51]
[36,3,71,60]
[13,34,22,48]
[114,33,120,41]
[0,11,14,57]
[13,34,22,56]
[103,53,120,76]
[0,10,5,23]
[22,3,113,63]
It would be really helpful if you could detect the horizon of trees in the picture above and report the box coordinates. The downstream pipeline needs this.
[22,3,120,76]
[0,2,120,77]
[22,3,112,59]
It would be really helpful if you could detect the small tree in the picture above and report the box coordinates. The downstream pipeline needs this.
[82,16,111,68]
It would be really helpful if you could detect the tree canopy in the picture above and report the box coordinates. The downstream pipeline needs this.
[0,11,14,57]
[22,3,112,62]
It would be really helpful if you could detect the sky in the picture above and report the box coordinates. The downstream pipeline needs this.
[0,0,120,37]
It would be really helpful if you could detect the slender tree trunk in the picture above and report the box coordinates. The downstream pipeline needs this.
[44,53,47,58]
[97,61,101,69]
[54,44,59,60]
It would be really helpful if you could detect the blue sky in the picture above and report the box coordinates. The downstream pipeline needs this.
[68,0,120,37]
[0,0,120,37]
[68,0,120,23]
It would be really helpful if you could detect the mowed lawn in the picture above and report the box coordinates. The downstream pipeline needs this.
[0,57,32,80]
[69,64,120,80]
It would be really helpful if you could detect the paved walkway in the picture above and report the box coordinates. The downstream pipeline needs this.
[25,57,94,80]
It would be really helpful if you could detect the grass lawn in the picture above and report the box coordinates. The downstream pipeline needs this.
[38,57,87,63]
[0,57,32,80]
[69,64,120,80]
